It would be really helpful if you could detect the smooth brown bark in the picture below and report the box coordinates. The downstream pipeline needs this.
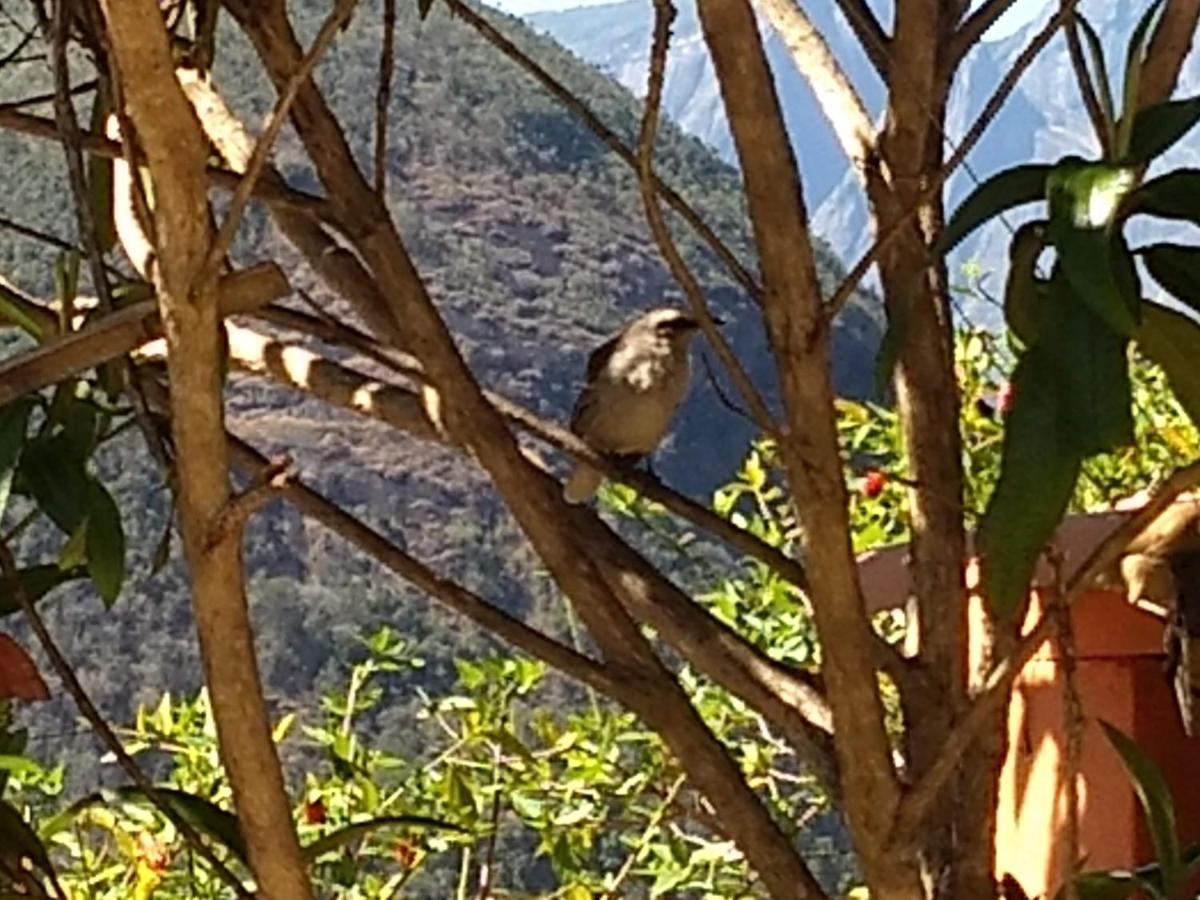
[97,2,313,897]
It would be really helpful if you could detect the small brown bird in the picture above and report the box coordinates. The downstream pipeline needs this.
[563,308,701,504]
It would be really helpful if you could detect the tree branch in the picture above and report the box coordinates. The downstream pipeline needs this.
[96,2,314,895]
[0,264,288,407]
[833,0,889,77]
[948,0,1015,67]
[374,0,395,195]
[697,0,902,871]
[890,460,1200,844]
[755,0,877,185]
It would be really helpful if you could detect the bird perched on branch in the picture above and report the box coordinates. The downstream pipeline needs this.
[563,307,702,504]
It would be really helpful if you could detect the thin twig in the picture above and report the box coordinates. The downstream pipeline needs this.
[949,0,1016,66]
[0,538,251,896]
[635,0,776,436]
[833,0,889,76]
[0,78,98,112]
[889,459,1200,844]
[599,772,687,900]
[825,0,1080,319]
[201,0,359,281]
[205,455,291,550]
[442,0,762,302]
[374,0,395,195]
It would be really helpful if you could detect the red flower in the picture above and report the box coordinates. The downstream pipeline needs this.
[997,382,1014,415]
[393,839,417,868]
[862,470,887,499]
[304,799,326,825]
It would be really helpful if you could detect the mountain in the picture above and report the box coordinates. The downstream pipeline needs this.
[527,0,1200,325]
[0,0,880,809]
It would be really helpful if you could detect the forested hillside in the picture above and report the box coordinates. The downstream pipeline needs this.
[0,0,881,792]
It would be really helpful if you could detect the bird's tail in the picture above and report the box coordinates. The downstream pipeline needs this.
[563,464,603,504]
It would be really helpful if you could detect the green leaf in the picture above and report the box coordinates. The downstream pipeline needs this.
[1116,0,1166,157]
[1074,15,1116,151]
[1046,160,1139,335]
[0,284,48,341]
[58,522,88,571]
[1099,721,1182,886]
[1128,170,1200,223]
[120,786,248,864]
[87,86,116,255]
[0,798,58,885]
[1040,280,1133,454]
[0,401,32,523]
[417,0,434,19]
[54,251,79,315]
[1003,221,1047,345]
[1142,243,1200,316]
[0,565,86,618]
[1135,302,1200,428]
[303,815,466,860]
[85,479,125,605]
[18,433,89,534]
[1126,97,1200,166]
[979,348,1082,616]
[1066,870,1152,900]
[937,164,1052,254]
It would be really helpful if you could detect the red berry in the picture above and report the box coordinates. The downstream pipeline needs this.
[862,470,886,499]
[997,382,1014,415]
[304,799,326,825]
[393,839,417,868]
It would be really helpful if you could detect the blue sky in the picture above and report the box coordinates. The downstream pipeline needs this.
[488,0,1048,38]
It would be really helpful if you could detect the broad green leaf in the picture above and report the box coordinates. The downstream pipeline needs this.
[0,565,86,618]
[979,348,1082,616]
[937,164,1052,254]
[1047,160,1138,335]
[1074,15,1116,151]
[303,814,466,860]
[58,522,88,571]
[1129,170,1200,223]
[1040,280,1133,454]
[87,85,116,255]
[19,434,89,535]
[1003,221,1047,345]
[1126,97,1200,166]
[1116,0,1166,156]
[85,479,125,605]
[0,400,32,523]
[115,786,249,865]
[0,798,58,885]
[1143,243,1200,316]
[1099,721,1182,887]
[1135,303,1200,428]
[0,754,39,774]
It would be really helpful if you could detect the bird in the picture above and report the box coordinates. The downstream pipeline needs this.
[563,307,702,504]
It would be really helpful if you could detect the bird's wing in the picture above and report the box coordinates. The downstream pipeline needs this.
[570,334,620,433]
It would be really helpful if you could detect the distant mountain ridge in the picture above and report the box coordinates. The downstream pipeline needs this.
[527,0,1200,324]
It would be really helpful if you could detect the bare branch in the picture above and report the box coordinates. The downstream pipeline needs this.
[890,460,1200,844]
[201,0,358,281]
[1137,0,1200,109]
[0,264,289,407]
[755,0,877,182]
[636,0,778,438]
[833,0,889,77]
[374,0,396,195]
[93,4,313,892]
[698,0,902,869]
[826,0,1080,319]
[205,455,292,550]
[223,433,618,695]
[948,0,1015,66]
[0,539,251,897]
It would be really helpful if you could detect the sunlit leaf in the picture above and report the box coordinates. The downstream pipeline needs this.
[938,164,1052,254]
